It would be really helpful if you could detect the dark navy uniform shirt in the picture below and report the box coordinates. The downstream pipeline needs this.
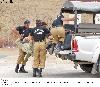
[52,15,64,27]
[16,26,31,39]
[30,26,50,42]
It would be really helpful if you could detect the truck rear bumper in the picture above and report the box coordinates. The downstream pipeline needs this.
[57,50,93,62]
[57,50,76,60]
[67,53,76,60]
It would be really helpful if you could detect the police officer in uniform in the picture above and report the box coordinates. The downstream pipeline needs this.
[14,20,31,73]
[51,12,65,53]
[30,20,50,77]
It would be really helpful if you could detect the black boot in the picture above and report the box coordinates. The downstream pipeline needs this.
[15,64,19,73]
[38,68,42,77]
[33,68,37,77]
[36,68,39,73]
[19,65,28,73]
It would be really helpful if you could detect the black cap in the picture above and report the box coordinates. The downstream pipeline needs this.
[36,20,42,27]
[24,20,30,24]
[36,20,41,23]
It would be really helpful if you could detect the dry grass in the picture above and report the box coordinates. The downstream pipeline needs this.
[0,0,66,47]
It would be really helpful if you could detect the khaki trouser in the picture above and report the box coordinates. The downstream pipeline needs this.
[15,38,32,65]
[17,48,27,65]
[17,48,31,65]
[51,27,65,43]
[33,41,46,68]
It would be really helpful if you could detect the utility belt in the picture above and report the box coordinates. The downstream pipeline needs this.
[34,40,45,42]
[55,25,62,27]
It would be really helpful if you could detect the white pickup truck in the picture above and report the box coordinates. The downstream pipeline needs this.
[57,23,100,75]
[55,1,100,75]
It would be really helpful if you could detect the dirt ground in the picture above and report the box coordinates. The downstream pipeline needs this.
[0,48,99,78]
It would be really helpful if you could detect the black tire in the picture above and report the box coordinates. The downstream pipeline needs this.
[58,54,62,58]
[80,64,93,73]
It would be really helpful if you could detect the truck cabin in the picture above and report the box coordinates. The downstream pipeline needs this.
[61,1,100,34]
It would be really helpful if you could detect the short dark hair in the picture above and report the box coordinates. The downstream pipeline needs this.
[41,22,47,26]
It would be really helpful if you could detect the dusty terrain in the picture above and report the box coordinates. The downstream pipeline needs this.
[0,48,99,78]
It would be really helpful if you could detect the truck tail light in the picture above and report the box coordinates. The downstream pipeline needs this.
[72,39,79,52]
